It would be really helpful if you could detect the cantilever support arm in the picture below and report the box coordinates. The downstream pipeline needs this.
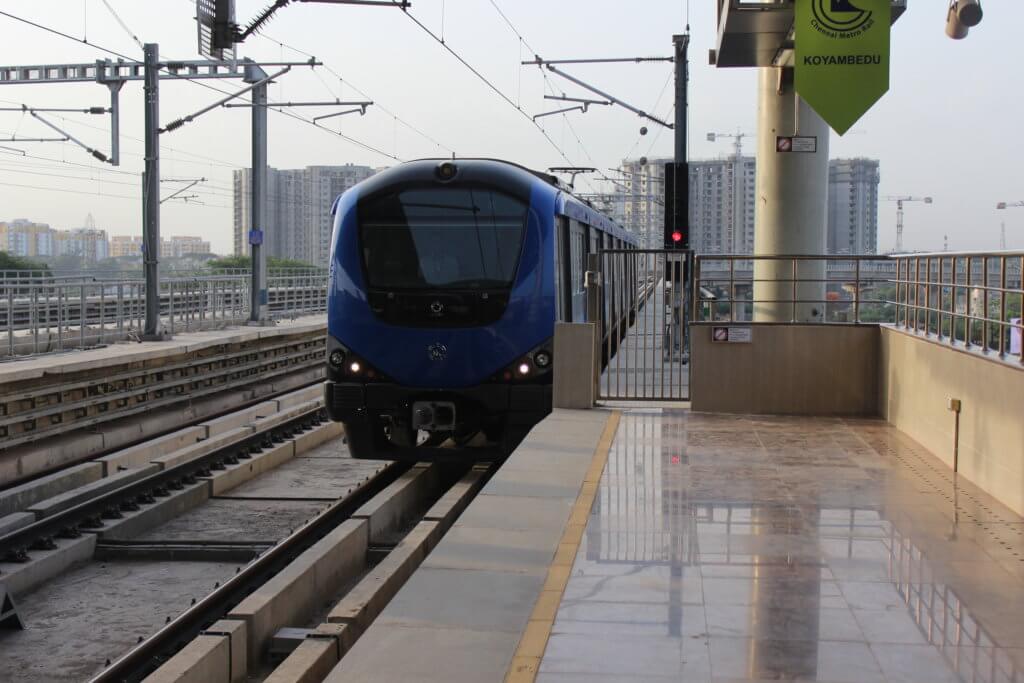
[533,105,586,121]
[28,110,109,162]
[160,179,203,204]
[535,61,673,130]
[313,102,373,122]
[160,66,291,133]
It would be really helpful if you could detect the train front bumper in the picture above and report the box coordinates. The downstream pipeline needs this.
[322,380,551,426]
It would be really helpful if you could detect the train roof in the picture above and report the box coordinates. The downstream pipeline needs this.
[346,158,637,245]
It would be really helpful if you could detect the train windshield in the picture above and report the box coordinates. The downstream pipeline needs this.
[359,187,527,290]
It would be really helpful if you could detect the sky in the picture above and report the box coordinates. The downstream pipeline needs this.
[0,0,1021,255]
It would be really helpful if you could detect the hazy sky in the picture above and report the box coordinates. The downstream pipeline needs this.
[0,0,1021,254]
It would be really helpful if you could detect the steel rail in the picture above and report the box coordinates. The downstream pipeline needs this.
[89,460,407,683]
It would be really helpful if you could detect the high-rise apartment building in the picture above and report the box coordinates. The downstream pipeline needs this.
[109,235,143,258]
[160,236,212,258]
[0,220,54,258]
[689,156,756,254]
[233,164,376,264]
[53,228,109,263]
[614,156,878,255]
[616,156,756,253]
[616,158,668,249]
[828,158,880,254]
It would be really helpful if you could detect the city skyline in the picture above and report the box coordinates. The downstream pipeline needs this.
[0,2,1020,255]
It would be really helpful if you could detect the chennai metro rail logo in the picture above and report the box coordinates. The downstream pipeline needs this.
[811,0,875,38]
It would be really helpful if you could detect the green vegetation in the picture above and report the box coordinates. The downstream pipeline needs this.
[206,255,318,271]
[0,251,51,275]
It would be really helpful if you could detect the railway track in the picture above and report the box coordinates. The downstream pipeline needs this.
[0,386,493,682]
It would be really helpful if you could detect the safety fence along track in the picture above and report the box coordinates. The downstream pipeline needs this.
[0,269,328,358]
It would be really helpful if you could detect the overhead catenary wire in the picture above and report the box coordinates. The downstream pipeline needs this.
[256,32,456,154]
[0,9,402,162]
[390,0,583,175]
[99,0,145,52]
[483,0,659,199]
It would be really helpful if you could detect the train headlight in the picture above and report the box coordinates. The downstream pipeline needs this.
[349,361,362,374]
[328,350,345,368]
[533,350,552,368]
[517,362,531,376]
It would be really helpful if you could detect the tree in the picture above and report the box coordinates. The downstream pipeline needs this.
[206,255,318,271]
[0,251,51,276]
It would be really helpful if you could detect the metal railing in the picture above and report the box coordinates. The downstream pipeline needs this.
[891,252,1024,365]
[693,251,1024,366]
[0,270,327,358]
[694,254,896,325]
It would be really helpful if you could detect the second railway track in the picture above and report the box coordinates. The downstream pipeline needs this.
[0,387,495,682]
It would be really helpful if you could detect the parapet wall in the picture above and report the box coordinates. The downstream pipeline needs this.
[691,324,879,415]
[879,327,1024,516]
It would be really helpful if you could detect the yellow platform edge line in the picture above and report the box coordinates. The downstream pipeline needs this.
[504,409,621,683]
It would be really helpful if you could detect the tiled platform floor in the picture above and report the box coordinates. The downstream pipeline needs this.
[539,410,1024,683]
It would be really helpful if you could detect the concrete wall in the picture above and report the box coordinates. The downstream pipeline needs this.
[691,324,878,415]
[879,327,1024,516]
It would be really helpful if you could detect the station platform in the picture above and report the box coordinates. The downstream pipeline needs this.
[327,407,1024,683]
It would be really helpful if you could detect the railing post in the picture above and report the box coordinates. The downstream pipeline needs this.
[937,257,945,339]
[729,257,735,322]
[57,285,64,351]
[80,282,86,350]
[999,255,1007,358]
[7,285,14,357]
[31,284,39,354]
[964,256,971,349]
[99,282,106,346]
[924,257,932,335]
[854,258,861,323]
[982,256,990,352]
[791,258,798,323]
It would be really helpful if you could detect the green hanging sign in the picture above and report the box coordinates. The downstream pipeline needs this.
[794,0,891,135]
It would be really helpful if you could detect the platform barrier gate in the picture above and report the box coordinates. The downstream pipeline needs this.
[593,249,692,401]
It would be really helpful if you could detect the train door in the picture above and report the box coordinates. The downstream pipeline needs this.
[569,219,587,322]
[555,215,570,322]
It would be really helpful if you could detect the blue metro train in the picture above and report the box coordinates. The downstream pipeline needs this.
[323,158,638,460]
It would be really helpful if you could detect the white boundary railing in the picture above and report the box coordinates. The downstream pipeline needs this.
[0,269,327,358]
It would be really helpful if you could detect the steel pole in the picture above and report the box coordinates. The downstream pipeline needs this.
[672,34,690,362]
[673,34,688,164]
[142,43,163,340]
[249,74,269,323]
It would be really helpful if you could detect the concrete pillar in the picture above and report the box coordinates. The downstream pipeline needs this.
[753,67,829,323]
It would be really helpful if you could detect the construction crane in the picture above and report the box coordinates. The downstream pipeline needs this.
[706,130,749,158]
[996,201,1024,249]
[884,196,933,252]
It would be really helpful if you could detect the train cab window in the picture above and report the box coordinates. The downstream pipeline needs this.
[358,187,527,291]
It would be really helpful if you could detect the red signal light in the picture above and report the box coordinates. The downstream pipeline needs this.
[671,230,683,243]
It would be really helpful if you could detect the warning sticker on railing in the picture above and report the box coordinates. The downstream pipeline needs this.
[712,326,752,343]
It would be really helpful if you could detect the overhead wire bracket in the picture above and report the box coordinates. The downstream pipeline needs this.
[525,56,674,130]
[160,66,291,133]
[28,110,110,162]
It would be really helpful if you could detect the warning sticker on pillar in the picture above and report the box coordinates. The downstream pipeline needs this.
[794,0,891,135]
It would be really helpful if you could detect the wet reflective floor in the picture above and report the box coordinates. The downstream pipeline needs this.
[539,410,1024,683]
